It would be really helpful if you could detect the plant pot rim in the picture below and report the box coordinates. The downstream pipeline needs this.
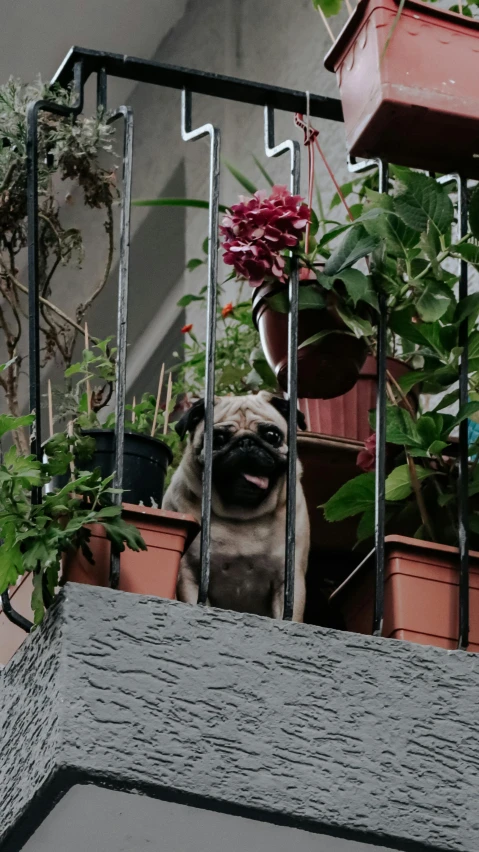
[324,0,479,72]
[44,428,173,464]
[118,502,200,550]
[330,534,479,603]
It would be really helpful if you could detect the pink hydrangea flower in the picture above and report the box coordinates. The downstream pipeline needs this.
[356,433,376,473]
[220,185,310,287]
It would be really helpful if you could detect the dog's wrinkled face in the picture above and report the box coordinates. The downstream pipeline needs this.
[175,392,306,516]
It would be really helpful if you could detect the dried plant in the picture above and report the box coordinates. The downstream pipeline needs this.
[0,78,118,451]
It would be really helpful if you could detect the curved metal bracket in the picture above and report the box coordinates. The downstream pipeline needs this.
[264,106,300,622]
[181,89,221,605]
[1,590,33,633]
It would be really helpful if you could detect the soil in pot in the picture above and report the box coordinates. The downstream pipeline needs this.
[63,503,200,598]
[330,535,479,651]
[298,355,418,443]
[324,0,479,179]
[50,430,172,508]
[252,280,368,399]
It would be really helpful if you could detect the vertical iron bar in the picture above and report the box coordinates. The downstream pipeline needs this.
[458,175,469,650]
[264,105,300,621]
[373,160,388,637]
[181,89,221,605]
[108,107,134,589]
[4,63,84,633]
[97,68,107,111]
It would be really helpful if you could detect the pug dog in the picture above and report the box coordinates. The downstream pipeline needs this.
[162,391,310,622]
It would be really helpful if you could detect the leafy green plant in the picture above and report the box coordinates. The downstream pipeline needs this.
[0,412,145,625]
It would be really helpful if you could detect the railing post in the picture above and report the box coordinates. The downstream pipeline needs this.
[181,90,221,605]
[264,105,300,621]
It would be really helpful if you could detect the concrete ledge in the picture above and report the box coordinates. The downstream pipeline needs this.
[1,583,479,851]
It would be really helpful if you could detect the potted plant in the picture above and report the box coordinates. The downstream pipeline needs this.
[220,184,376,399]
[41,342,199,603]
[321,169,479,649]
[321,0,479,179]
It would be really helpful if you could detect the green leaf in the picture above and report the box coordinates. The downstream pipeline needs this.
[356,507,376,543]
[131,197,228,213]
[323,225,379,276]
[397,370,425,393]
[455,243,479,267]
[298,286,326,310]
[186,258,204,272]
[361,200,418,258]
[223,160,257,195]
[252,155,274,188]
[31,571,44,626]
[323,472,375,521]
[0,413,35,439]
[330,182,353,210]
[177,293,205,307]
[298,329,347,350]
[335,268,377,309]
[392,168,454,234]
[454,293,479,324]
[385,464,432,502]
[312,0,342,16]
[469,185,479,239]
[0,523,23,593]
[450,402,479,430]
[416,282,452,322]
[265,291,289,313]
[428,440,449,455]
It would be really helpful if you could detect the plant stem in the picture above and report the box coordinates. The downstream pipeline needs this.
[407,454,436,541]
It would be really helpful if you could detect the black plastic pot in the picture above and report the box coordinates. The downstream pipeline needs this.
[50,429,173,508]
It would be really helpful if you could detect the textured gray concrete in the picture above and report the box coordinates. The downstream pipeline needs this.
[1,584,479,851]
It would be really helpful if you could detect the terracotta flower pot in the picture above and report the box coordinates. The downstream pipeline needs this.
[63,504,200,598]
[330,535,479,651]
[252,280,368,399]
[50,430,172,508]
[298,355,417,443]
[325,0,479,179]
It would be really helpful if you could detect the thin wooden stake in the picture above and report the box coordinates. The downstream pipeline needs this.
[163,372,173,436]
[151,363,165,438]
[47,379,54,439]
[84,322,92,416]
[345,0,353,15]
[132,396,136,425]
[316,5,336,43]
[67,420,75,481]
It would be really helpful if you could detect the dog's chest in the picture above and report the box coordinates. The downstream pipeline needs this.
[186,519,285,616]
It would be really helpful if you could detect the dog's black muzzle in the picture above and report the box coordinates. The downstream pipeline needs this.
[211,433,286,509]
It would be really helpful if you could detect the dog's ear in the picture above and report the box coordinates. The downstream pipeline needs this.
[175,398,206,440]
[269,396,307,432]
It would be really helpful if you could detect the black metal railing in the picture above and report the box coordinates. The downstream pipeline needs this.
[1,47,470,649]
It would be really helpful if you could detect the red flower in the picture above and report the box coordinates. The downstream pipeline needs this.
[181,323,193,334]
[357,433,376,472]
[220,185,310,288]
[221,302,234,318]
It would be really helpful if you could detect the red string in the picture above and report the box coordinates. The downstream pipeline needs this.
[294,113,354,224]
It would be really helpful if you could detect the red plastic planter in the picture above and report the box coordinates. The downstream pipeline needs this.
[252,281,368,399]
[299,356,416,442]
[325,0,479,178]
[331,535,479,651]
[63,504,199,598]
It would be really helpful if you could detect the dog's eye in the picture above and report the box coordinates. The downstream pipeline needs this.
[213,431,229,450]
[263,427,282,447]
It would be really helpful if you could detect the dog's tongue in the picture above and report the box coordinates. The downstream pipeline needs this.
[243,473,269,490]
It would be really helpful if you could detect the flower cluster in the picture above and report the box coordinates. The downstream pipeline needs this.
[220,185,310,287]
[356,433,376,473]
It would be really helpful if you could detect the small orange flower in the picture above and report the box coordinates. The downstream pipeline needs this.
[221,302,234,318]
[181,323,193,334]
